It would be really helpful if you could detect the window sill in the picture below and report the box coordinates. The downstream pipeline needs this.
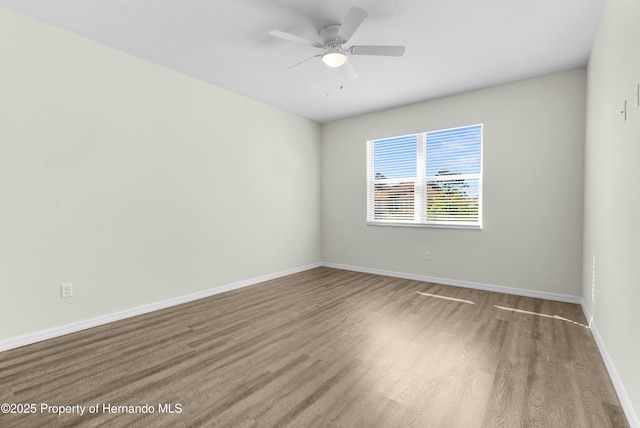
[366,221,482,230]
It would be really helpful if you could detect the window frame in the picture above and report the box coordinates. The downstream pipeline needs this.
[366,124,483,229]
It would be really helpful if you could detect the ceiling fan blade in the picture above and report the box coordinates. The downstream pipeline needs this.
[336,6,368,42]
[269,30,322,48]
[343,61,359,80]
[350,45,406,57]
[283,54,322,74]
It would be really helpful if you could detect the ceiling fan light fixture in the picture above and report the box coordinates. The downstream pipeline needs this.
[322,50,347,68]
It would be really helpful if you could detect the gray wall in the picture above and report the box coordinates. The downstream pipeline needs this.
[0,7,322,341]
[583,0,640,421]
[322,69,586,296]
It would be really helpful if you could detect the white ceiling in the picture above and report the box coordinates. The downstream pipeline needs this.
[0,0,605,123]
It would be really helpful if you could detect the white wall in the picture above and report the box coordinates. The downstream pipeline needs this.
[322,69,586,296]
[0,7,321,341]
[583,0,640,423]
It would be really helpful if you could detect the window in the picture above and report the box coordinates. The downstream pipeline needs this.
[367,124,482,228]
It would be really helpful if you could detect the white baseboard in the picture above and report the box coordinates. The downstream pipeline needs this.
[322,262,582,304]
[0,262,322,353]
[580,302,639,428]
[2,261,637,427]
[326,262,638,427]
[323,263,639,427]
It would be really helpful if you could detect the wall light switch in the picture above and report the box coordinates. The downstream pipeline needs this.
[621,100,627,122]
[635,84,640,109]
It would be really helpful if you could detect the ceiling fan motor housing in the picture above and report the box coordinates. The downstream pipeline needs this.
[320,24,347,51]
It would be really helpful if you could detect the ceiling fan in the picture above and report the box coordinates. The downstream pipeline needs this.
[268,6,406,76]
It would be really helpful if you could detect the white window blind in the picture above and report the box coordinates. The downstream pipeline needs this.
[367,124,482,228]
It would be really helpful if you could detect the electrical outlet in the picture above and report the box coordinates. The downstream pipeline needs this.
[60,283,73,298]
[424,251,431,261]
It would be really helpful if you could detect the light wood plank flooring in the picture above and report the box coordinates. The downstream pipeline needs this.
[0,267,628,427]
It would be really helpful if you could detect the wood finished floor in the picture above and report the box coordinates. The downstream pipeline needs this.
[0,267,628,427]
